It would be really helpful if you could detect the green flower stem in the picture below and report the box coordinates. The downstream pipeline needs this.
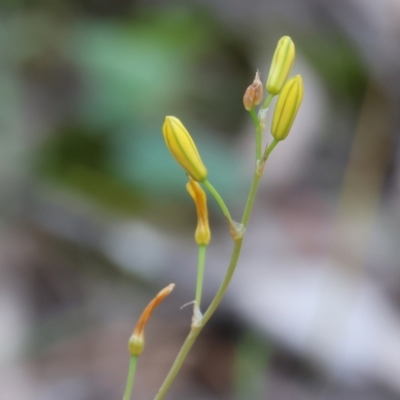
[123,356,138,400]
[263,139,279,163]
[195,244,207,308]
[261,93,274,111]
[153,186,256,400]
[249,107,259,127]
[249,107,262,161]
[202,171,262,325]
[153,141,279,400]
[250,93,274,163]
[154,326,202,400]
[203,180,232,221]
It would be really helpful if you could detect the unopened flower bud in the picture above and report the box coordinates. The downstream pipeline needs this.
[186,178,211,246]
[128,334,144,357]
[128,284,175,357]
[243,71,264,110]
[162,116,207,182]
[266,36,295,95]
[271,75,303,141]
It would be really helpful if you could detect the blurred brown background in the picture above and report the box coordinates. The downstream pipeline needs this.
[1,0,400,399]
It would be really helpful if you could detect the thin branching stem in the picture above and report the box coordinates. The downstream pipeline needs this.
[195,244,207,308]
[153,141,278,400]
[123,356,138,400]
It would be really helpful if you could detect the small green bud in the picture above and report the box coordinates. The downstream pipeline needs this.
[271,75,304,141]
[266,36,295,95]
[128,334,144,357]
[163,116,208,182]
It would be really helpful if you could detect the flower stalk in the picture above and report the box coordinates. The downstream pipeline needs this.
[154,140,280,400]
[123,285,174,400]
[196,244,207,309]
[123,356,138,400]
[202,179,232,221]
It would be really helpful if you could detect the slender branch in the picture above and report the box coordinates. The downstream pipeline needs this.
[249,107,259,127]
[250,94,275,163]
[262,138,279,163]
[249,107,262,161]
[261,92,274,111]
[203,180,232,221]
[202,169,262,325]
[123,356,138,400]
[153,141,279,400]
[195,245,207,309]
[154,327,201,400]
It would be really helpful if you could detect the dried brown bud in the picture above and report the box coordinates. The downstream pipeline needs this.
[243,71,264,110]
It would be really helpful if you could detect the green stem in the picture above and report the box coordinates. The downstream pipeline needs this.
[203,180,232,221]
[256,139,279,177]
[261,93,274,110]
[195,245,207,308]
[153,141,279,400]
[154,327,201,400]
[123,356,138,400]
[262,138,279,163]
[249,107,262,162]
[202,171,261,325]
[249,107,259,127]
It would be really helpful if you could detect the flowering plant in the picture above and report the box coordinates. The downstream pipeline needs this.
[123,35,304,400]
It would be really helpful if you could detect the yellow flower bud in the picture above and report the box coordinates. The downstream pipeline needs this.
[186,178,211,246]
[266,36,295,95]
[243,70,264,110]
[128,284,175,357]
[162,116,208,182]
[271,75,304,141]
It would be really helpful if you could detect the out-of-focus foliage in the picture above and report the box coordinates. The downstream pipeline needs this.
[18,8,250,211]
[300,34,367,103]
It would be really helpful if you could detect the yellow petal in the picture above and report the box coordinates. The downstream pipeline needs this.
[266,36,295,95]
[271,75,304,141]
[186,178,211,245]
[163,116,208,182]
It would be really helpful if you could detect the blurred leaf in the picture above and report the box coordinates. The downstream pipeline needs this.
[39,126,109,178]
[300,35,368,103]
[67,10,216,128]
[38,126,144,213]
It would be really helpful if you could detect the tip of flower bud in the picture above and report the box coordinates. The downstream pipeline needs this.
[266,36,295,95]
[162,116,208,182]
[161,283,175,295]
[243,70,264,110]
